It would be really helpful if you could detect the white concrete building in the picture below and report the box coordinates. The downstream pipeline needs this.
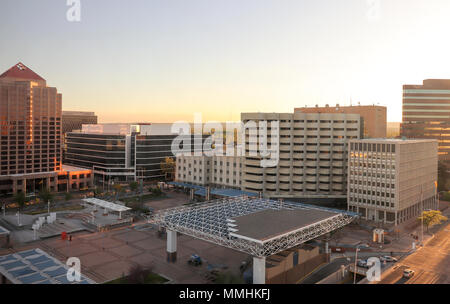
[176,155,242,189]
[240,112,362,199]
[347,139,438,225]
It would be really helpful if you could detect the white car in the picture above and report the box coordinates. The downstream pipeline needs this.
[380,256,398,263]
[403,269,415,278]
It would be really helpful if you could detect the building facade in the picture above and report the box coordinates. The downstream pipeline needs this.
[401,79,450,160]
[62,111,98,134]
[295,104,386,138]
[347,139,438,225]
[0,63,92,195]
[240,112,362,199]
[65,123,207,185]
[387,122,401,138]
[175,155,242,189]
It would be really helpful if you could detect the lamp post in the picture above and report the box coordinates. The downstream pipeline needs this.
[2,203,5,217]
[48,200,50,215]
[353,243,364,284]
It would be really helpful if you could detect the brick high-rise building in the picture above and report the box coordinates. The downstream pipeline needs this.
[295,104,386,138]
[0,63,92,195]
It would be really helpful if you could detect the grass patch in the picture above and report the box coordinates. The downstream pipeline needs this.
[106,273,169,284]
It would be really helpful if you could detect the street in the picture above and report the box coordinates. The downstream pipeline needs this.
[377,223,450,284]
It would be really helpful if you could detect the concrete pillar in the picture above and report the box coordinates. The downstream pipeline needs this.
[12,179,17,194]
[46,177,51,191]
[22,179,26,194]
[253,256,266,284]
[167,229,177,263]
[190,188,194,200]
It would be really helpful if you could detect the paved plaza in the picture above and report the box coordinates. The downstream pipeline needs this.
[0,224,249,283]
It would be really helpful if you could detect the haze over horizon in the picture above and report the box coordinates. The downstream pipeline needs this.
[2,0,450,123]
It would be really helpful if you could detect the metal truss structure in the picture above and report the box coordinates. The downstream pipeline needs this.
[152,197,357,257]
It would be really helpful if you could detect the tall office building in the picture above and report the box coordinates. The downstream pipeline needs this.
[348,139,438,225]
[401,79,450,160]
[295,104,386,138]
[240,112,361,199]
[0,63,92,195]
[62,111,98,134]
[0,63,62,194]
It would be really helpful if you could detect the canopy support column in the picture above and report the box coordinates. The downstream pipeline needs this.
[167,229,177,263]
[253,256,266,284]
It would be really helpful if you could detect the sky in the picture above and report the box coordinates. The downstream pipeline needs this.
[2,0,450,123]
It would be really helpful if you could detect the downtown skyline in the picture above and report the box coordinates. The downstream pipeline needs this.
[3,0,450,123]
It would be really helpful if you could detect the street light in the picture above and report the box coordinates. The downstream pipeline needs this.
[353,243,364,284]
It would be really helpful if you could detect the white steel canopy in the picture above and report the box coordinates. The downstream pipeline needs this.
[153,197,357,257]
[82,198,131,212]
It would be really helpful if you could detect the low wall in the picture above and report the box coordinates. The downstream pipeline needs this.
[267,253,327,284]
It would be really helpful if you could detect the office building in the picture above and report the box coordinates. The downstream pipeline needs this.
[0,63,92,195]
[175,155,242,189]
[348,139,438,225]
[240,112,361,199]
[387,122,401,138]
[62,111,98,134]
[295,104,386,138]
[65,123,207,185]
[401,79,450,160]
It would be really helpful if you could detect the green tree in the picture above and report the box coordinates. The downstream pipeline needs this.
[418,210,448,232]
[38,188,54,203]
[160,157,175,181]
[64,192,73,201]
[129,181,139,192]
[437,161,450,191]
[14,192,26,210]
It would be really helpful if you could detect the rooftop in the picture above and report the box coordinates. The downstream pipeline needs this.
[0,248,95,284]
[350,138,438,144]
[229,208,338,243]
[153,197,357,257]
[0,62,45,82]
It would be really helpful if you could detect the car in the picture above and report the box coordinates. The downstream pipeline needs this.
[380,256,398,263]
[403,269,415,278]
[357,259,368,268]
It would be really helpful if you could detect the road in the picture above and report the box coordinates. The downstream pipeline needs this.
[377,223,450,284]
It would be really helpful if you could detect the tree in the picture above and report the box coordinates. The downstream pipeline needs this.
[64,192,73,201]
[14,192,26,210]
[438,161,450,192]
[113,184,123,194]
[38,188,54,203]
[129,181,139,192]
[127,264,153,284]
[418,210,448,232]
[160,157,175,181]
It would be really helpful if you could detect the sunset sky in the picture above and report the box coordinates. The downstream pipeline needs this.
[2,0,450,123]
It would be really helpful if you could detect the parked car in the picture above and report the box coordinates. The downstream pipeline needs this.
[357,259,368,268]
[380,256,398,263]
[403,269,415,278]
